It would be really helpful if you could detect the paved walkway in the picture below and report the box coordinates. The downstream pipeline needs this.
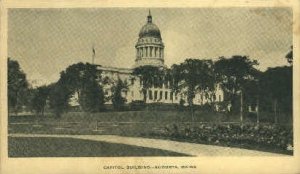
[9,134,287,156]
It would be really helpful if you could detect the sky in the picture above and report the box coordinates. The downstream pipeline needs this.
[8,8,292,86]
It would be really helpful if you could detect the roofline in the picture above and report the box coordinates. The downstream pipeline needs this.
[96,65,133,74]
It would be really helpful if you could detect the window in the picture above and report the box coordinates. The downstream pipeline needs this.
[160,91,163,100]
[159,48,162,57]
[149,90,153,100]
[219,95,221,101]
[145,47,148,57]
[154,91,158,100]
[170,92,173,100]
[141,48,143,57]
[165,91,168,100]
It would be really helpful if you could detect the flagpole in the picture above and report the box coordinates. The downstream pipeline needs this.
[92,44,95,65]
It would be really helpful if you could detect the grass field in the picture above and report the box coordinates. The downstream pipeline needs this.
[9,111,220,136]
[8,111,293,156]
[9,110,292,124]
[8,111,292,136]
[8,137,189,157]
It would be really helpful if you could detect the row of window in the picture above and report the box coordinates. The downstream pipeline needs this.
[140,38,160,43]
[148,90,178,101]
[137,46,163,58]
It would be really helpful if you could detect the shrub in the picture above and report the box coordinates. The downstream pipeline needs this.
[129,100,146,111]
[159,123,293,153]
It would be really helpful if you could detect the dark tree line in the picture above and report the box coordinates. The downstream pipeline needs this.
[49,62,106,117]
[133,65,165,102]
[8,45,293,121]
[134,56,259,111]
[29,85,52,116]
[133,53,292,123]
[8,58,29,115]
[111,78,128,111]
[8,60,108,117]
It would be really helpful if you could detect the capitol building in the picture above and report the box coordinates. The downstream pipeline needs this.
[93,11,224,106]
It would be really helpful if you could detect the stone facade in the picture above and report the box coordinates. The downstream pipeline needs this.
[134,11,165,68]
[95,11,224,106]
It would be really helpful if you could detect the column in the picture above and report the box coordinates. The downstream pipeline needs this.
[152,47,155,58]
[158,48,160,58]
[159,48,162,58]
[153,47,155,58]
[139,48,142,57]
[139,48,141,57]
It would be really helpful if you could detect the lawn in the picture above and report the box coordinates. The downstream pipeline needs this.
[8,111,293,155]
[8,137,189,157]
[9,110,292,124]
[8,111,292,136]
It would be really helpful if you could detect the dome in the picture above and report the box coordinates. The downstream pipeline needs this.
[138,11,161,39]
[139,23,161,39]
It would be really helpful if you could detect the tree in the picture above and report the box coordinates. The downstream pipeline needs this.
[52,62,105,113]
[285,46,293,65]
[77,63,104,112]
[49,72,72,118]
[171,59,215,120]
[79,80,105,112]
[243,77,261,123]
[111,78,128,110]
[30,85,51,116]
[215,56,259,123]
[215,56,259,95]
[133,65,165,102]
[8,58,29,115]
[61,62,93,102]
[259,66,292,123]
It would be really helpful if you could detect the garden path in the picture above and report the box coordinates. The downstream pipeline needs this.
[9,134,287,156]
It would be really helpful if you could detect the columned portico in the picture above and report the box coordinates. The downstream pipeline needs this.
[97,10,225,107]
[134,10,165,68]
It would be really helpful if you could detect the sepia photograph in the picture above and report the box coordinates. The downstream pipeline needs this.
[1,0,299,173]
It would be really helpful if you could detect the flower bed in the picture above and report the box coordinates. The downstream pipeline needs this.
[150,123,293,154]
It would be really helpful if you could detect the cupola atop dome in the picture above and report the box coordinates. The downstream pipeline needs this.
[139,10,161,39]
[147,9,152,23]
[134,10,165,68]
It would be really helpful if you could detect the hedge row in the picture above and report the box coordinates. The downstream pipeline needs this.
[153,123,293,153]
